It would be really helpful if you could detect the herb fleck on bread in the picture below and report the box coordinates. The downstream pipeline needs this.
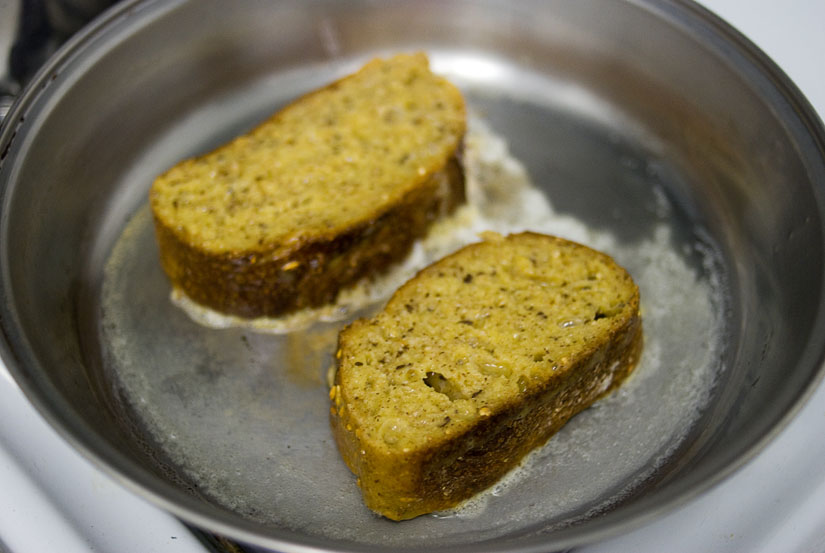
[150,53,466,318]
[330,232,643,520]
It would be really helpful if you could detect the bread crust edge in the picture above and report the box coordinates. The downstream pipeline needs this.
[152,156,464,318]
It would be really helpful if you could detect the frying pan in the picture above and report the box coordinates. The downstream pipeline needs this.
[1,0,825,551]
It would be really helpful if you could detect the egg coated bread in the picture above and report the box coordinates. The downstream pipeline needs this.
[150,53,466,318]
[330,232,643,520]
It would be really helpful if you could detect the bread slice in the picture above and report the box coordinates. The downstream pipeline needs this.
[150,53,466,318]
[330,232,642,520]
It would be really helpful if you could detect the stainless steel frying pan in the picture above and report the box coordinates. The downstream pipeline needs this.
[1,1,825,551]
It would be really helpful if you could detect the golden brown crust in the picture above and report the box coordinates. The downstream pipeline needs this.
[153,157,464,318]
[330,232,642,520]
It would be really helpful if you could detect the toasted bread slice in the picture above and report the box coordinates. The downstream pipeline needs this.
[330,232,642,520]
[150,53,466,318]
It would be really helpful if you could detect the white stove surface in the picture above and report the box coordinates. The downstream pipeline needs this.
[1,1,825,552]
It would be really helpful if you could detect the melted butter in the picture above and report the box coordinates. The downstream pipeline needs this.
[284,324,341,388]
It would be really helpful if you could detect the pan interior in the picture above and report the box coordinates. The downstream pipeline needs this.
[97,53,727,546]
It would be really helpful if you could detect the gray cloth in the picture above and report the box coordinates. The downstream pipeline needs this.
[9,0,117,86]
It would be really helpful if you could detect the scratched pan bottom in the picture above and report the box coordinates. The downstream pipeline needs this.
[95,55,727,548]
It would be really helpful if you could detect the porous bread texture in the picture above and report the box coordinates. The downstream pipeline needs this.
[330,232,643,520]
[150,53,466,318]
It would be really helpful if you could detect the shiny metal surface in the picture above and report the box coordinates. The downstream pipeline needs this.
[1,1,824,552]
